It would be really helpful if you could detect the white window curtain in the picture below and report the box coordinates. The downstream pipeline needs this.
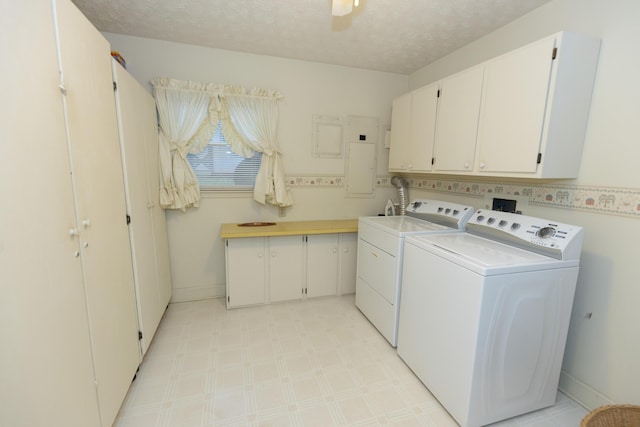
[223,89,293,207]
[151,78,292,210]
[152,78,217,210]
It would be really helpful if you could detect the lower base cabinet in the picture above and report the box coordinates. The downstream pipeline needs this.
[269,236,305,303]
[225,233,357,308]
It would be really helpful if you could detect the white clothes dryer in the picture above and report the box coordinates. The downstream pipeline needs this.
[355,199,474,347]
[397,209,584,427]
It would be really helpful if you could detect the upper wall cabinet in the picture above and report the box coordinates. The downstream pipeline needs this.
[432,65,485,172]
[390,31,600,179]
[475,32,600,178]
[388,83,439,173]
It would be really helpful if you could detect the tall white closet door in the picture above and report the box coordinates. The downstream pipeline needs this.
[113,61,172,355]
[53,0,140,425]
[0,1,100,426]
[143,93,173,309]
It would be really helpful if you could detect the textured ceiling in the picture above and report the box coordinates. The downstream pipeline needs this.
[72,0,552,75]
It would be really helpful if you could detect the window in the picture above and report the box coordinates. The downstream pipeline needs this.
[187,122,261,189]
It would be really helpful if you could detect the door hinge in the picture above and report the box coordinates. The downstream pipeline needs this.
[431,157,435,165]
[126,214,131,225]
[552,47,557,60]
[138,331,143,341]
[437,89,441,98]
[113,81,117,91]
[227,296,230,303]
[537,153,542,164]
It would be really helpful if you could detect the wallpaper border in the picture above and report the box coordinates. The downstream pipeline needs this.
[285,174,640,219]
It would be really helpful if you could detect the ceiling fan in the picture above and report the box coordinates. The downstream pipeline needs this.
[332,0,360,16]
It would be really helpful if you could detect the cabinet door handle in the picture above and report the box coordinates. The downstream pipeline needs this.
[81,219,91,228]
[479,162,485,169]
[271,252,276,257]
[69,228,79,238]
[464,162,470,169]
[258,252,263,258]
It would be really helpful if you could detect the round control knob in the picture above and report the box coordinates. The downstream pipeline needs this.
[487,217,496,225]
[498,220,508,227]
[511,223,521,230]
[476,215,485,222]
[445,208,451,214]
[437,207,443,213]
[537,227,556,239]
[413,201,422,208]
[452,209,459,216]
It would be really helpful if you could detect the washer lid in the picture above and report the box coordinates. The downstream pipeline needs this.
[405,233,579,275]
[359,215,450,235]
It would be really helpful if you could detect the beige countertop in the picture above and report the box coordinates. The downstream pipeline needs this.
[220,219,358,239]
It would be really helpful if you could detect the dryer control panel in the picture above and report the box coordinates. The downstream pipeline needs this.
[405,199,475,230]
[466,210,584,260]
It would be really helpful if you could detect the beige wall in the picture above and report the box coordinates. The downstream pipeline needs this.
[103,33,406,301]
[407,0,640,409]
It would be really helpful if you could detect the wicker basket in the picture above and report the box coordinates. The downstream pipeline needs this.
[581,404,640,427]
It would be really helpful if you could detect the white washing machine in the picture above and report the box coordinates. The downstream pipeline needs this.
[355,199,474,347]
[397,209,584,427]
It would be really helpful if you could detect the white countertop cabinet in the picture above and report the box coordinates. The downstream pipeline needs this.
[269,236,305,303]
[338,233,358,295]
[306,234,340,298]
[225,235,305,308]
[224,225,358,308]
[226,237,268,308]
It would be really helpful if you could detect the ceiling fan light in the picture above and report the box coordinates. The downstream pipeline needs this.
[332,0,353,16]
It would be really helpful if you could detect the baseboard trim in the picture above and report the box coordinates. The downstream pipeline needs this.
[559,370,613,411]
[170,283,225,303]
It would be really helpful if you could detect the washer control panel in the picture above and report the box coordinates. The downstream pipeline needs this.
[405,199,475,230]
[466,210,584,260]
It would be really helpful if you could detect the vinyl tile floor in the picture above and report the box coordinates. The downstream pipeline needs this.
[114,295,588,427]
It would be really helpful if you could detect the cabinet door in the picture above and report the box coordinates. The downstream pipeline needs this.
[476,37,556,173]
[0,2,101,425]
[269,236,304,303]
[338,233,358,295]
[409,83,438,172]
[388,92,411,171]
[113,61,171,356]
[306,234,339,298]
[226,238,266,307]
[434,66,484,172]
[54,0,141,424]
